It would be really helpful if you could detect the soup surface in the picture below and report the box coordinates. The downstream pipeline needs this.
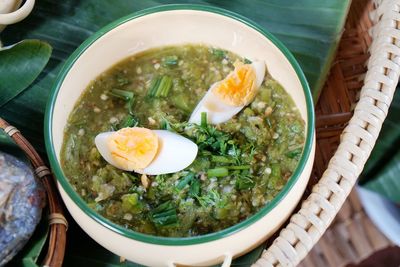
[61,44,305,237]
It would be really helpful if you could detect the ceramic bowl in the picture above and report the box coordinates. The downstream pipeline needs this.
[0,0,35,32]
[45,5,315,267]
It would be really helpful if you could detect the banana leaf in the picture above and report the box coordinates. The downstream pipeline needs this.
[0,40,51,107]
[359,88,400,203]
[0,0,350,266]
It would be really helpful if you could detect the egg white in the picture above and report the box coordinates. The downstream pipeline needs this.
[135,130,198,175]
[95,130,198,175]
[189,60,266,125]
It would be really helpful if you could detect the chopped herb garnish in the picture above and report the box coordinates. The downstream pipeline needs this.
[201,150,212,156]
[163,55,178,66]
[189,178,200,197]
[196,189,225,208]
[148,76,161,96]
[108,89,134,101]
[159,76,173,97]
[176,172,195,190]
[227,143,241,163]
[108,89,136,117]
[207,167,229,178]
[244,58,252,64]
[200,112,208,128]
[286,147,302,159]
[128,97,135,115]
[117,77,130,86]
[113,114,139,130]
[211,155,235,164]
[150,201,178,226]
[148,76,173,98]
[227,165,251,170]
[160,118,172,131]
[211,48,226,58]
[236,174,255,190]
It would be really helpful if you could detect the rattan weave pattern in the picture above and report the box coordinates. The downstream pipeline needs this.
[254,0,399,266]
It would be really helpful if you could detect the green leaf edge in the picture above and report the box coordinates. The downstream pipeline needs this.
[0,39,52,107]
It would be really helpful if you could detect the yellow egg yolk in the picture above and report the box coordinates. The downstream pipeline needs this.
[212,61,257,106]
[107,127,159,170]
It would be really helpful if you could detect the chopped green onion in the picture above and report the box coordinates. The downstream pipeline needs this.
[200,112,208,128]
[176,173,195,190]
[128,97,135,115]
[151,211,177,226]
[150,201,178,226]
[159,76,173,97]
[200,150,212,156]
[195,189,221,207]
[227,165,251,170]
[211,155,235,164]
[189,179,200,197]
[211,48,226,58]
[207,167,229,178]
[147,76,173,98]
[148,76,162,96]
[286,147,302,159]
[227,144,241,159]
[244,58,252,64]
[236,175,255,190]
[108,89,135,117]
[163,55,178,66]
[160,118,172,131]
[152,209,175,218]
[108,89,134,101]
[117,77,130,86]
[117,115,138,129]
[152,201,173,214]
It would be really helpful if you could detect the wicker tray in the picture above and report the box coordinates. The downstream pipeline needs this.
[300,0,395,265]
[254,0,400,265]
[0,118,67,266]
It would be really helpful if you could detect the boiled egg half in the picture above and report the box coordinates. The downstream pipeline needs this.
[189,60,266,124]
[95,127,198,175]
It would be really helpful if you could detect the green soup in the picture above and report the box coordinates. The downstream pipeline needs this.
[61,44,305,237]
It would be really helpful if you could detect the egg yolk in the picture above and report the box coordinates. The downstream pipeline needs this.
[107,127,159,170]
[212,61,257,107]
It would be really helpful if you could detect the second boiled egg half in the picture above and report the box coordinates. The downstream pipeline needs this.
[189,60,266,124]
[95,127,198,175]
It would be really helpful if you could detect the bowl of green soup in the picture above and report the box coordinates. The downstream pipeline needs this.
[45,4,315,266]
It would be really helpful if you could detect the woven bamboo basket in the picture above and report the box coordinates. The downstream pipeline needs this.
[0,118,67,267]
[254,0,400,266]
[1,0,399,266]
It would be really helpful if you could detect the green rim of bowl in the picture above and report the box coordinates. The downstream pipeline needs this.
[45,4,315,246]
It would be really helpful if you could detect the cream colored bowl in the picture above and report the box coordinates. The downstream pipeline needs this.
[45,5,315,267]
[0,0,35,32]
